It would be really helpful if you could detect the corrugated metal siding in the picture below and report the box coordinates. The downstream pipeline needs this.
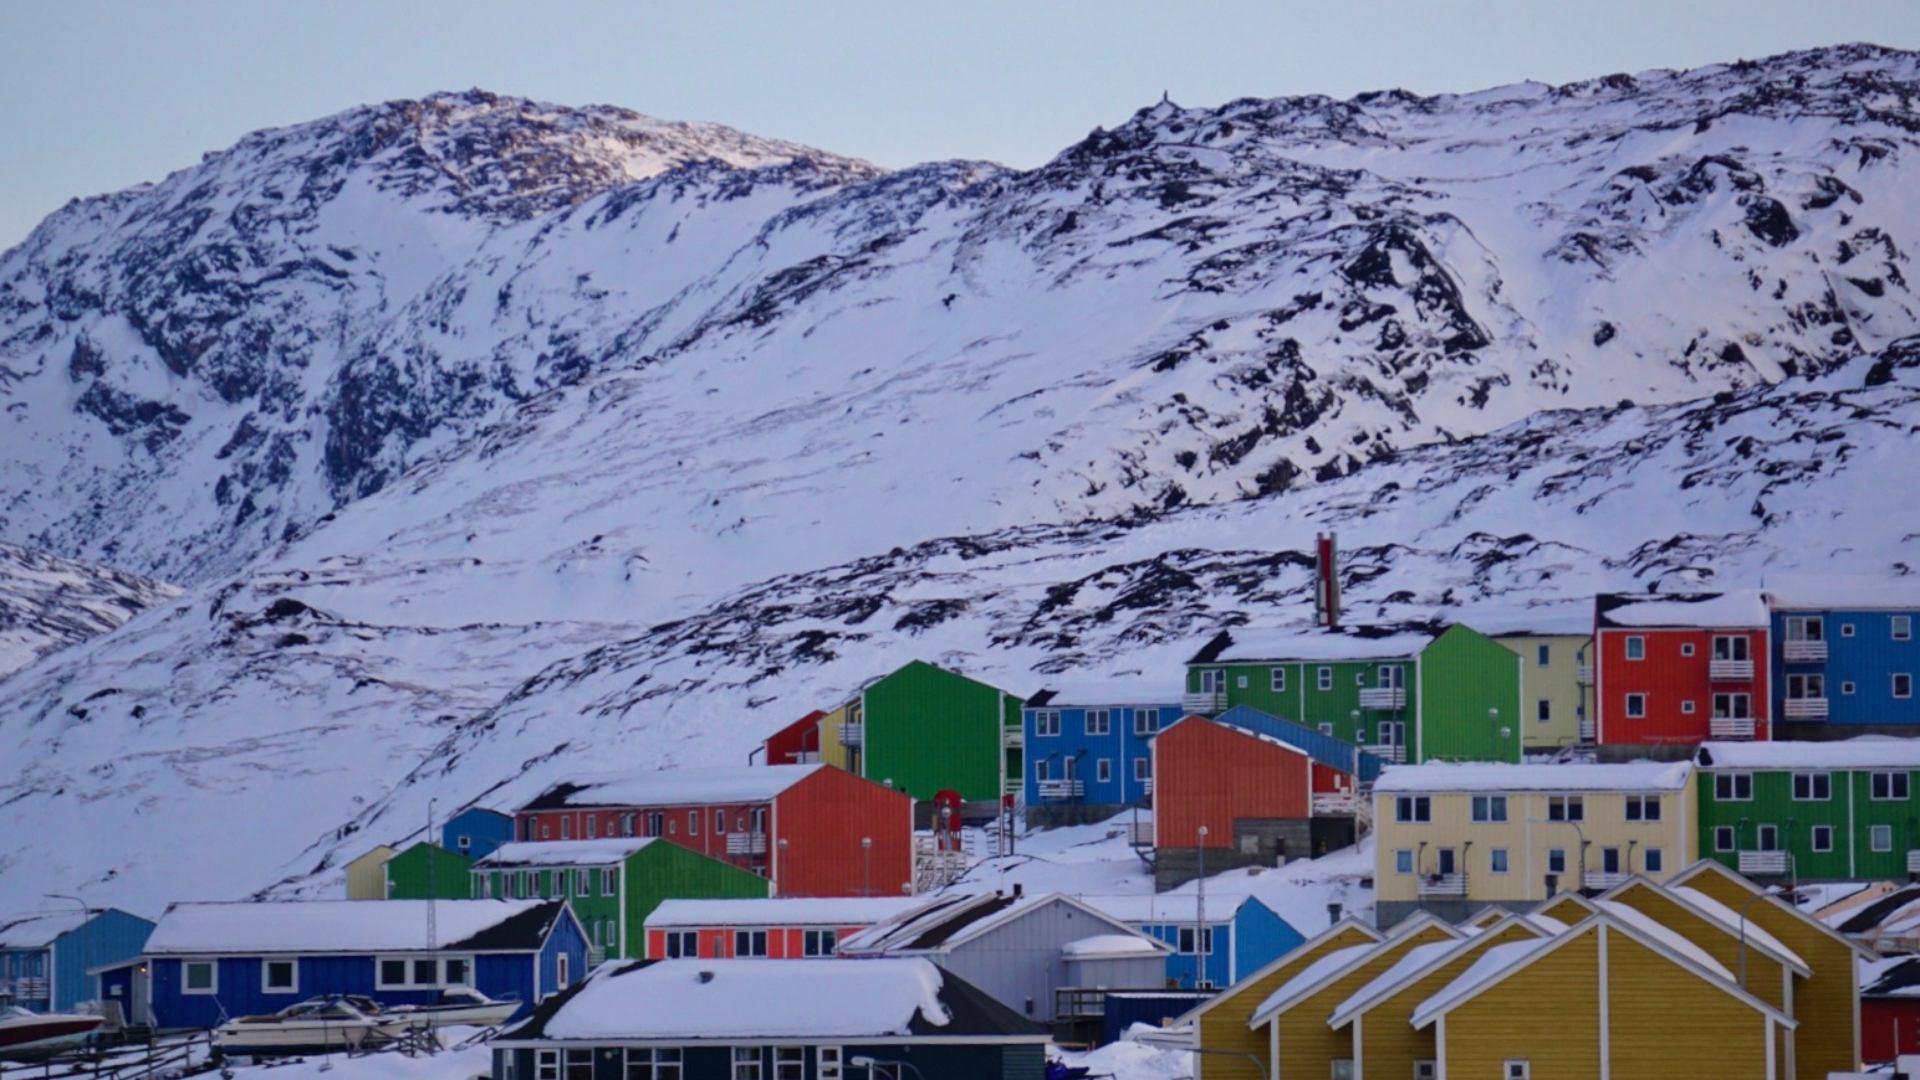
[1156,717,1310,851]
[1698,767,1920,880]
[1598,626,1772,744]
[49,910,153,1012]
[1023,703,1175,806]
[1213,705,1379,781]
[1193,926,1379,1080]
[345,846,395,900]
[442,809,514,863]
[775,766,913,898]
[1136,921,1231,987]
[762,711,827,766]
[1496,634,1593,751]
[385,843,474,899]
[1233,901,1305,988]
[1200,660,1411,739]
[151,950,544,1029]
[624,843,770,959]
[864,661,1013,801]
[938,899,1142,1023]
[1418,626,1523,762]
[1272,927,1454,1080]
[1772,609,1920,726]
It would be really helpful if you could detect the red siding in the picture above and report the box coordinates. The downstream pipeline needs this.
[513,801,774,879]
[1863,998,1920,1064]
[1595,626,1771,745]
[1311,761,1353,795]
[763,711,827,766]
[773,766,913,898]
[1155,717,1311,850]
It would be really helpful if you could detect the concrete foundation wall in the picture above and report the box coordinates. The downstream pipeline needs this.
[1155,818,1313,891]
[1376,898,1540,929]
[1024,803,1136,830]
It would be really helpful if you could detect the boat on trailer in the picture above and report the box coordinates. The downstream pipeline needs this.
[213,995,407,1056]
[384,987,519,1029]
[0,1003,106,1060]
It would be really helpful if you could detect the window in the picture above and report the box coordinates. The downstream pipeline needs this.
[1547,796,1584,822]
[561,817,572,840]
[1897,615,1913,641]
[380,958,408,986]
[1713,635,1751,662]
[1471,795,1508,822]
[1318,666,1332,691]
[1844,681,1858,696]
[456,834,471,852]
[566,1049,594,1080]
[262,959,297,994]
[1715,773,1753,801]
[1680,642,1696,657]
[627,1049,683,1080]
[1624,795,1661,821]
[1096,758,1112,783]
[1489,848,1509,874]
[1811,825,1834,852]
[1643,848,1664,874]
[1536,699,1551,723]
[1600,847,1622,874]
[734,930,769,958]
[1712,693,1751,719]
[816,1048,841,1080]
[1547,848,1566,874]
[1134,757,1151,783]
[772,1048,803,1080]
[1238,674,1249,689]
[1872,824,1895,852]
[1898,674,1914,699]
[1395,849,1414,874]
[603,867,617,895]
[1395,796,1431,823]
[1034,759,1049,783]
[1086,709,1111,736]
[1625,636,1645,660]
[1356,671,1368,686]
[478,874,491,899]
[1624,693,1646,719]
[687,811,700,837]
[413,958,439,985]
[1756,824,1780,852]
[377,955,474,989]
[1873,771,1911,800]
[537,1050,559,1080]
[1714,825,1736,852]
[1034,710,1060,737]
[1537,643,1551,667]
[1271,667,1287,692]
[664,931,697,959]
[586,815,597,839]
[1843,623,1857,638]
[183,960,217,994]
[556,953,570,991]
[1505,1060,1531,1080]
[1415,1062,1436,1080]
[731,1047,762,1080]
[1681,700,1696,715]
[1177,927,1215,954]
[1792,772,1832,801]
[1134,709,1159,735]
[804,929,838,957]
[1318,722,1334,736]
[716,810,727,834]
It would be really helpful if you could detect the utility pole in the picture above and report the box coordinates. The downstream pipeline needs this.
[427,799,438,951]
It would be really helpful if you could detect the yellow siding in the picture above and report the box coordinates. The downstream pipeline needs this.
[1496,634,1593,752]
[1192,926,1380,1080]
[1353,922,1538,1080]
[1273,926,1454,1080]
[818,701,852,771]
[1444,932,1603,1079]
[344,845,396,900]
[1607,929,1774,1080]
[1531,890,1597,924]
[1604,881,1790,1012]
[1373,775,1696,906]
[1681,868,1857,1080]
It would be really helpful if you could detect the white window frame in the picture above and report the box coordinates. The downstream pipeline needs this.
[625,1048,684,1080]
[1714,826,1735,852]
[689,811,700,837]
[1097,758,1112,783]
[602,867,617,895]
[1177,926,1215,955]
[1715,773,1754,801]
[1872,824,1895,853]
[734,929,769,958]
[1680,641,1696,657]
[181,959,218,995]
[1395,796,1431,823]
[1536,643,1550,667]
[1792,772,1832,802]
[1330,1059,1355,1080]
[537,1049,559,1080]
[1897,673,1914,700]
[1394,849,1414,875]
[1872,771,1911,801]
[1843,681,1857,696]
[1625,795,1661,821]
[1624,636,1645,661]
[1471,795,1508,823]
[1085,709,1111,737]
[1680,700,1695,715]
[1843,623,1856,638]
[1896,615,1913,641]
[1624,693,1646,718]
[665,930,697,959]
[1811,825,1834,853]
[817,1047,842,1080]
[1506,1060,1531,1080]
[1547,795,1584,822]
[1317,666,1332,691]
[1489,848,1510,874]
[1134,757,1151,782]
[1643,847,1664,874]
[375,954,475,990]
[1133,708,1158,736]
[1547,848,1567,875]
[1271,667,1286,692]
[260,957,299,995]
[1712,692,1752,719]
[731,1046,763,1080]
[1034,710,1061,737]
[772,1047,804,1080]
[1414,1062,1436,1080]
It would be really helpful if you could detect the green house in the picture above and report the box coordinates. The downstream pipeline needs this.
[1695,739,1920,880]
[382,842,473,899]
[837,660,1026,803]
[471,837,768,961]
[1183,624,1522,763]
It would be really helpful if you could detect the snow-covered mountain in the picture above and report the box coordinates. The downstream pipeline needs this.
[2,46,1919,915]
[0,543,177,677]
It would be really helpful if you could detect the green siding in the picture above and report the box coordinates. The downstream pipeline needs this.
[862,661,1021,801]
[1697,768,1920,879]
[1191,659,1415,744]
[624,842,770,957]
[1419,625,1523,763]
[383,843,473,899]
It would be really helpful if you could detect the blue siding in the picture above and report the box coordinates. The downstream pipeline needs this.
[3,909,154,1013]
[1772,609,1920,726]
[1024,703,1184,807]
[1128,898,1303,990]
[1135,920,1232,988]
[444,808,515,863]
[1214,706,1386,783]
[1230,899,1306,982]
[534,905,589,1003]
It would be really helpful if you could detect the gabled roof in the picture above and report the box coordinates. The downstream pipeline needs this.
[520,765,827,812]
[1327,912,1550,1030]
[1248,912,1462,1027]
[498,958,1048,1043]
[1761,574,1920,612]
[0,910,131,949]
[1158,714,1310,761]
[1667,857,1878,959]
[1077,893,1266,926]
[1696,737,1920,771]
[144,899,565,955]
[1653,884,1810,975]
[645,896,929,930]
[1595,590,1769,629]
[1025,681,1181,708]
[476,838,662,868]
[1172,916,1385,1028]
[838,892,1162,957]
[1212,706,1384,780]
[1186,627,1436,666]
[1372,760,1691,794]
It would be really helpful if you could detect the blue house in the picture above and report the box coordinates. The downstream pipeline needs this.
[1080,894,1304,990]
[443,807,515,863]
[0,908,154,1013]
[121,898,585,1029]
[1212,705,1388,784]
[1023,683,1185,822]
[1767,581,1920,730]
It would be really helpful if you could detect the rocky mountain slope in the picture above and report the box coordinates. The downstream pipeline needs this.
[1,46,1918,914]
[0,544,177,677]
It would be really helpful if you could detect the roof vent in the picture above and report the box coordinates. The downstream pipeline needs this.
[698,971,715,984]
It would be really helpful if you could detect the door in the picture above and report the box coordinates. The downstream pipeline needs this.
[1601,847,1622,874]
[1757,824,1780,851]
[1436,848,1457,875]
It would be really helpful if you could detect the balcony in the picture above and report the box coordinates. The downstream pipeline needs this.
[1709,716,1756,739]
[726,833,768,857]
[1127,820,1155,847]
[1709,660,1755,682]
[1311,792,1358,816]
[1183,690,1228,715]
[1416,874,1468,898]
[1782,640,1828,663]
[1358,687,1407,710]
[1782,698,1829,720]
[839,723,863,747]
[1584,871,1630,891]
[1141,777,1154,796]
[1576,664,1595,683]
[1737,851,1789,875]
[791,751,822,764]
[1004,727,1024,748]
[1907,850,1920,875]
[1362,743,1407,764]
[1038,779,1085,800]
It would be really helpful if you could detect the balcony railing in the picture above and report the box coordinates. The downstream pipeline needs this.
[1038,779,1085,800]
[0,977,48,1001]
[1362,743,1407,764]
[1183,690,1228,715]
[1004,728,1024,748]
[1141,777,1154,796]
[1709,659,1755,682]
[1576,664,1595,683]
[1416,874,1468,898]
[1782,698,1829,720]
[1782,640,1828,663]
[839,723,863,747]
[1311,792,1359,816]
[1907,850,1920,875]
[1358,687,1407,710]
[1709,716,1756,739]
[1584,872,1630,891]
[1127,820,1155,847]
[1737,851,1789,875]
[790,751,822,764]
[726,833,768,856]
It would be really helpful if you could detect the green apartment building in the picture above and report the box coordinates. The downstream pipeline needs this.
[382,841,474,899]
[1695,739,1920,880]
[835,660,1026,804]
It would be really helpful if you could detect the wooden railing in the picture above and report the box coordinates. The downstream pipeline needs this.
[1183,690,1228,714]
[1709,659,1755,682]
[1038,779,1085,799]
[1416,874,1467,897]
[726,833,768,856]
[839,723,863,746]
[1358,687,1407,709]
[1311,792,1359,816]
[1782,698,1829,719]
[1738,851,1788,875]
[1709,716,1756,739]
[1782,640,1828,662]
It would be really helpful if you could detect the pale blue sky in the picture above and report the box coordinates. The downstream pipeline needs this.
[3,1,1918,250]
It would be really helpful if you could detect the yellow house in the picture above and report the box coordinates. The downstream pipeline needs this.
[1669,858,1871,1080]
[1371,761,1696,925]
[1493,631,1596,752]
[1246,913,1462,1080]
[1410,907,1796,1080]
[343,843,396,900]
[816,697,855,771]
[1174,917,1383,1080]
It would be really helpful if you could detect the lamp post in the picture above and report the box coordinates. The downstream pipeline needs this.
[861,837,872,898]
[1528,819,1589,893]
[1196,825,1209,988]
[45,893,88,1011]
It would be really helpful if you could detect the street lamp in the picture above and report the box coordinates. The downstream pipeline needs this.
[1196,825,1210,989]
[861,837,872,898]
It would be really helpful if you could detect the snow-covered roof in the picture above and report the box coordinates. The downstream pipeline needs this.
[1592,901,1733,981]
[1192,628,1434,665]
[1663,886,1807,973]
[521,765,825,811]
[1372,760,1692,793]
[144,899,556,955]
[1463,603,1596,638]
[1025,681,1182,707]
[1763,574,1920,611]
[1328,938,1471,1027]
[0,911,91,948]
[1596,590,1769,629]
[1859,956,1920,997]
[837,892,1150,956]
[1250,943,1381,1023]
[1063,934,1164,960]
[475,838,660,868]
[1077,894,1256,926]
[1696,737,1920,771]
[645,896,928,929]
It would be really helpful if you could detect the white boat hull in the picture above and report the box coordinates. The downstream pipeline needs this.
[214,1018,408,1056]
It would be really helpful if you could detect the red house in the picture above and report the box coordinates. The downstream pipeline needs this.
[1150,715,1347,887]
[513,764,911,898]
[1594,591,1772,746]
[641,895,929,960]
[759,710,828,766]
